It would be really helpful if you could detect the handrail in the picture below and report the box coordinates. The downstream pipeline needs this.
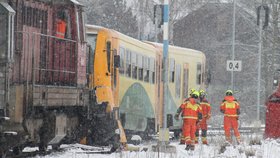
[15,31,77,43]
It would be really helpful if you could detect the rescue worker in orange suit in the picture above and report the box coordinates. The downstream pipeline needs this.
[176,88,196,144]
[195,90,211,145]
[56,11,67,39]
[175,91,202,150]
[220,90,241,144]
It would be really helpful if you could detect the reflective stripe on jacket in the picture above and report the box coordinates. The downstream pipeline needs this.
[180,99,202,120]
[220,96,240,117]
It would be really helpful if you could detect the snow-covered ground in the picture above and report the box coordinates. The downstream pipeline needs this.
[23,136,280,158]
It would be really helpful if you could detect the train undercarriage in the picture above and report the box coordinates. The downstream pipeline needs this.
[0,86,124,157]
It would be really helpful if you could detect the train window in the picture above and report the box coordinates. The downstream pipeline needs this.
[150,58,155,84]
[119,47,125,75]
[22,5,47,30]
[132,52,137,79]
[144,56,150,82]
[27,7,31,26]
[169,58,175,83]
[56,10,71,39]
[137,54,143,81]
[106,41,111,73]
[183,65,189,99]
[87,34,97,53]
[126,50,131,77]
[86,34,97,74]
[79,10,86,42]
[175,64,182,98]
[197,63,202,85]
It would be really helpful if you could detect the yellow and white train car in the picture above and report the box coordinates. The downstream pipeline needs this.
[146,42,206,136]
[86,25,206,145]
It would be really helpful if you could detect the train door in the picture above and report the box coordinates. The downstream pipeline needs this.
[182,63,189,100]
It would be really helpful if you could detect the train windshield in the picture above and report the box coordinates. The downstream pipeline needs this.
[87,34,97,53]
[87,34,97,74]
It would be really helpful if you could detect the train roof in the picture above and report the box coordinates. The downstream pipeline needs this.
[86,25,157,54]
[86,25,205,58]
[145,41,205,58]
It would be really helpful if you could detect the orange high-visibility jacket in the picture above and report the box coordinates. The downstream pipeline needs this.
[200,98,211,118]
[56,19,66,38]
[180,98,202,120]
[220,96,240,117]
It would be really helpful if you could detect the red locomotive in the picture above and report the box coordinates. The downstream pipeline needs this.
[0,1,207,157]
[0,0,97,156]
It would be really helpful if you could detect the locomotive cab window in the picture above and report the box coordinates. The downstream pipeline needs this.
[56,10,71,39]
[197,63,202,85]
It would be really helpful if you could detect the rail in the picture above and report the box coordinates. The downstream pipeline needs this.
[207,126,265,136]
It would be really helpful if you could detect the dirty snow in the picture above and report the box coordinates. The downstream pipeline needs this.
[24,138,280,158]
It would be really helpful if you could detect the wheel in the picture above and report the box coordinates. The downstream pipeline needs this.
[39,143,47,152]
[52,144,60,151]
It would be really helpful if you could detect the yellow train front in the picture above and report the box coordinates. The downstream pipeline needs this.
[86,25,206,144]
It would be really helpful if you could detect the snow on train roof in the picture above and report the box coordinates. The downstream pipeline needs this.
[145,41,205,58]
[86,25,204,57]
[86,25,157,51]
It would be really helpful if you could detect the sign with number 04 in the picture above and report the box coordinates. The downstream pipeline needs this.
[226,60,242,71]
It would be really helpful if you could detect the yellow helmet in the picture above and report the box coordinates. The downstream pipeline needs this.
[191,91,200,98]
[225,90,233,96]
[199,89,206,96]
[190,88,196,95]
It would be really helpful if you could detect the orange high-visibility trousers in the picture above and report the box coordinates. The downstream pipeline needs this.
[180,125,186,144]
[197,118,207,129]
[195,118,208,144]
[183,119,197,145]
[224,116,240,142]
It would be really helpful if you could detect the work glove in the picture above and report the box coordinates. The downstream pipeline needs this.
[174,113,179,120]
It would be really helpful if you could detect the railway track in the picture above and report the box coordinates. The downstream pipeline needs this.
[3,127,264,158]
[4,144,112,158]
[207,126,265,136]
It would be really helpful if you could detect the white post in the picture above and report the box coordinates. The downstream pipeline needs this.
[231,0,236,90]
[257,12,263,121]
